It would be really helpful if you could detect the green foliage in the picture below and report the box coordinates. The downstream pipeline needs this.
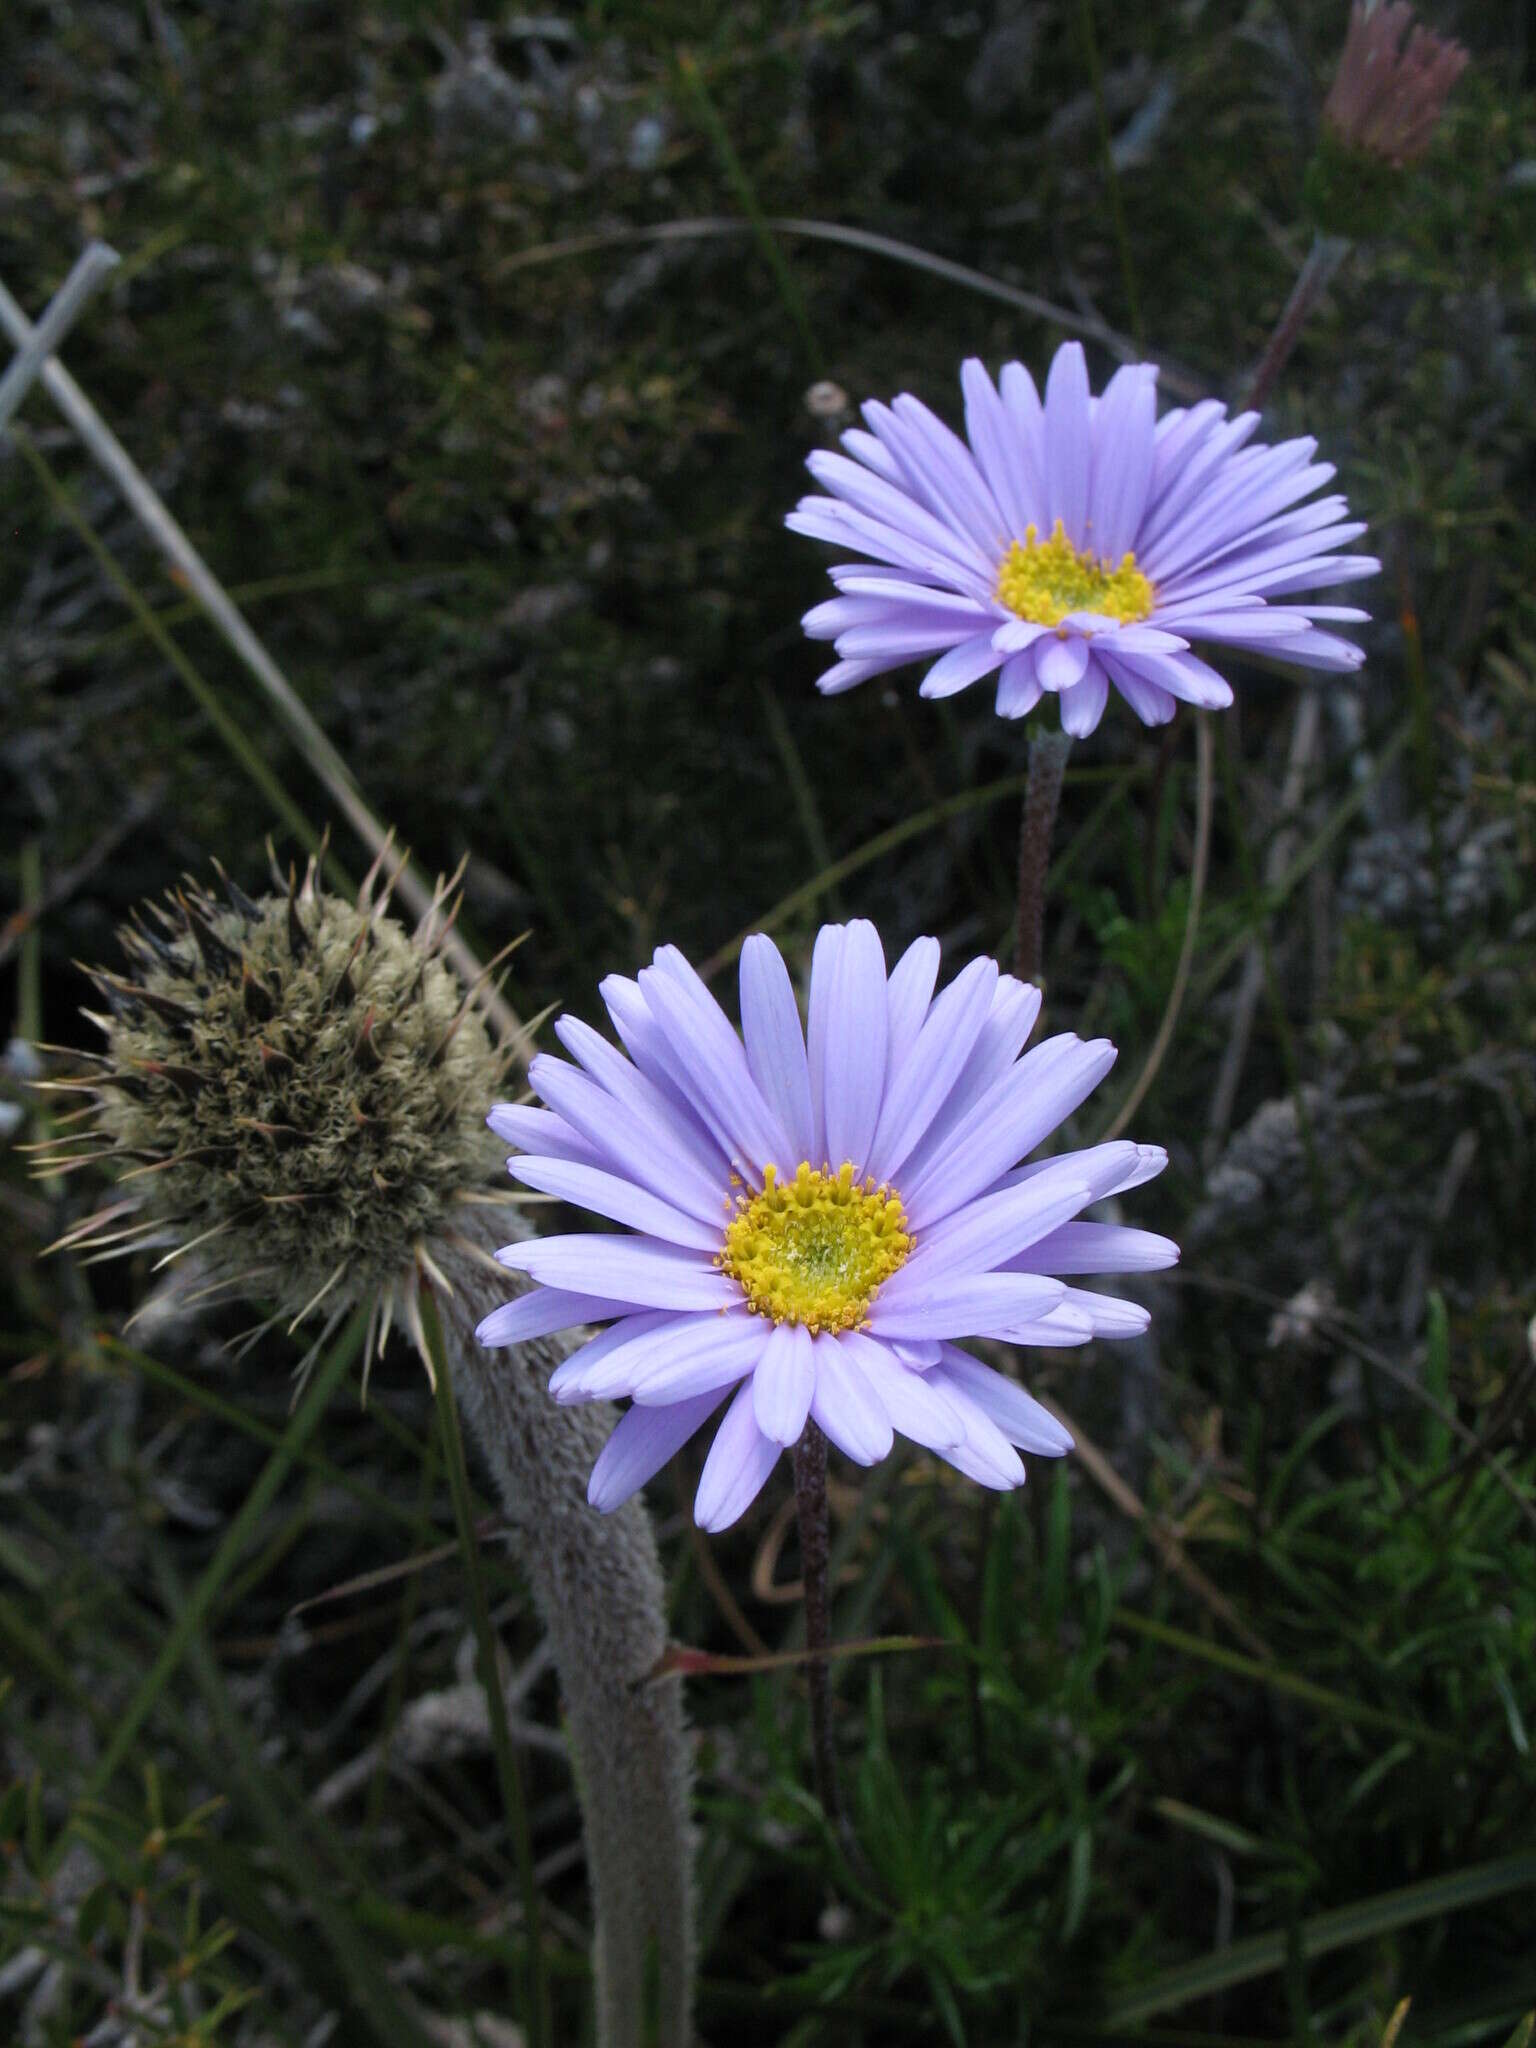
[0,1765,257,2045]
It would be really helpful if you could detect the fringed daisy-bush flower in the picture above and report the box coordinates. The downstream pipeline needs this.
[789,343,1379,735]
[478,921,1177,1532]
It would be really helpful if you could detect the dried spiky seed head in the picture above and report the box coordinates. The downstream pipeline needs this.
[66,858,511,1341]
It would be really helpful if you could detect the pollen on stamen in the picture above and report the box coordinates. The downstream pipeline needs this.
[716,1159,913,1333]
[996,519,1155,629]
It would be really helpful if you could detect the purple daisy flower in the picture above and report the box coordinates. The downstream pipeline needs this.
[788,343,1379,735]
[476,921,1176,1532]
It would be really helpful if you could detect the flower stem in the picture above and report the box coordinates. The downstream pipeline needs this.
[792,1421,840,1824]
[1240,232,1350,415]
[1014,729,1074,986]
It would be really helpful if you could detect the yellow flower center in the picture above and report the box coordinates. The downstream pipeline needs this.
[718,1161,913,1334]
[996,520,1154,629]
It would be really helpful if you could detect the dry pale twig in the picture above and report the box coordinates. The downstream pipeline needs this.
[0,261,527,1059]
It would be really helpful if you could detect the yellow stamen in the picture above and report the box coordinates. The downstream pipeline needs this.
[718,1160,912,1334]
[996,520,1154,629]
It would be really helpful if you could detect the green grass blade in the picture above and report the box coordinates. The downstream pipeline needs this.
[753,677,839,901]
[699,764,1141,979]
[82,1304,368,1804]
[1192,716,1414,1005]
[99,1334,442,1547]
[1105,1851,1536,2024]
[676,51,821,369]
[1115,1609,1456,1750]
[12,426,339,880]
[146,1537,446,2048]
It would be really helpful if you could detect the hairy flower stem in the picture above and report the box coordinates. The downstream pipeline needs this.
[434,1212,694,2048]
[1014,729,1074,987]
[792,1422,841,1826]
[1241,233,1350,415]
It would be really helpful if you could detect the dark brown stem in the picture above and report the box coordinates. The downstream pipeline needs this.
[1014,729,1074,986]
[792,1421,840,1824]
[1240,233,1350,415]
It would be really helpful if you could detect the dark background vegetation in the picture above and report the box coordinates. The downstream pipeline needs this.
[3,2,1534,2042]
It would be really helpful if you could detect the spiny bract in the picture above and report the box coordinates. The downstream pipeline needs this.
[62,854,508,1341]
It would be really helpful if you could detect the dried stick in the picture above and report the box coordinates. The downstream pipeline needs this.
[0,242,119,431]
[0,266,525,1059]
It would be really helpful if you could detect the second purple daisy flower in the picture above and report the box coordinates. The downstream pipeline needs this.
[789,342,1379,735]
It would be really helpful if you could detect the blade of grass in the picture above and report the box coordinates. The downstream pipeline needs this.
[368,1423,443,1837]
[676,52,820,369]
[96,1334,442,1545]
[698,763,1141,980]
[1207,708,1340,1273]
[11,426,335,876]
[145,1535,448,2048]
[81,1303,368,1805]
[0,287,525,1050]
[1192,715,1414,1007]
[753,678,840,902]
[76,564,480,658]
[493,218,1199,391]
[17,839,43,1044]
[0,242,119,430]
[648,1633,950,1681]
[1076,0,1142,346]
[1105,1849,1536,2025]
[421,1286,549,2048]
[0,1591,115,1740]
[1095,709,1213,1139]
[1115,1608,1456,1751]
[355,1895,590,1983]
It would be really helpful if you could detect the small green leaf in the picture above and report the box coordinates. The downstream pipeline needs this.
[76,1878,117,1946]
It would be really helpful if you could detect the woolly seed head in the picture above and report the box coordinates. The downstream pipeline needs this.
[61,853,510,1343]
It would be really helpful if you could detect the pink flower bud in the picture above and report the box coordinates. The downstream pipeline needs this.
[1322,2,1468,169]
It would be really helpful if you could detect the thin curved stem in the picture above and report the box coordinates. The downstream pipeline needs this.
[494,216,1205,397]
[1097,711,1214,1142]
[1014,730,1074,987]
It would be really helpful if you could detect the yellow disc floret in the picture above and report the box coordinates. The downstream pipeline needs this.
[996,520,1154,629]
[718,1161,913,1333]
